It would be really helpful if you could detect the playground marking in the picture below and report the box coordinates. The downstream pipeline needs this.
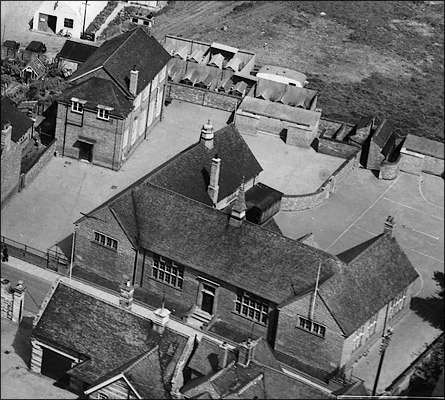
[354,226,378,237]
[418,176,444,210]
[383,197,444,221]
[401,224,440,240]
[411,249,444,264]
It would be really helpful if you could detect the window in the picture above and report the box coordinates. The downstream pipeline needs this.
[142,85,150,101]
[352,325,365,352]
[134,94,141,110]
[64,18,74,28]
[122,128,129,149]
[97,108,109,121]
[94,232,118,250]
[71,98,85,114]
[159,66,166,83]
[367,312,378,337]
[152,254,184,289]
[132,17,139,23]
[298,316,326,337]
[234,291,268,325]
[388,289,407,320]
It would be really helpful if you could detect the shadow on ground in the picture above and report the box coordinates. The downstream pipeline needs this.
[12,316,33,368]
[411,296,444,331]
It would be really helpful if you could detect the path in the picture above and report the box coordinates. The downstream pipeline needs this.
[94,2,126,38]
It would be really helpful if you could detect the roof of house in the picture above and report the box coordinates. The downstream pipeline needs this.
[25,41,45,53]
[355,115,374,130]
[245,182,283,212]
[32,281,188,387]
[57,40,98,63]
[3,40,20,49]
[372,119,394,148]
[257,65,307,85]
[1,96,34,142]
[22,57,46,78]
[320,231,419,335]
[147,124,263,206]
[239,96,321,127]
[68,27,170,97]
[183,338,333,399]
[402,134,444,160]
[57,77,132,117]
[82,182,341,305]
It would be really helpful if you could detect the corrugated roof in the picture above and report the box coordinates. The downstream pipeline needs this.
[69,27,170,97]
[402,134,444,160]
[57,40,98,63]
[321,233,419,335]
[258,65,307,85]
[1,96,34,142]
[32,281,188,386]
[106,182,340,304]
[210,42,239,54]
[239,96,320,127]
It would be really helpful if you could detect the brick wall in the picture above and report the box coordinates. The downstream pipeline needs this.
[281,189,328,211]
[275,292,345,373]
[234,111,259,136]
[1,141,21,208]
[1,279,13,320]
[318,138,359,158]
[21,139,57,190]
[399,151,424,175]
[379,156,401,180]
[1,278,25,323]
[287,123,318,148]
[366,140,385,170]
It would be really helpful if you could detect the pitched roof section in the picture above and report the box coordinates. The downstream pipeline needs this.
[58,77,132,117]
[1,96,34,142]
[107,182,340,304]
[402,134,444,160]
[372,119,394,148]
[320,233,419,335]
[148,124,263,206]
[69,27,170,96]
[32,281,188,386]
[23,57,46,78]
[57,40,98,63]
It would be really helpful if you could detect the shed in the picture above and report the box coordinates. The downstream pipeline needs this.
[1,40,20,60]
[20,57,46,82]
[245,183,283,225]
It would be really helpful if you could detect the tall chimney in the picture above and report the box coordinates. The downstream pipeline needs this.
[208,154,221,205]
[152,303,170,335]
[1,122,12,151]
[119,274,134,310]
[237,338,256,367]
[384,216,395,236]
[129,65,139,96]
[201,120,215,150]
[229,179,246,227]
[218,341,230,370]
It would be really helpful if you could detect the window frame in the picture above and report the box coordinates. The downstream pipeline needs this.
[93,231,118,251]
[97,108,110,121]
[64,18,74,28]
[151,254,184,290]
[298,316,326,338]
[234,291,269,325]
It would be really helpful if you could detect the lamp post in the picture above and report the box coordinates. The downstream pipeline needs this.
[82,1,89,38]
[371,327,394,396]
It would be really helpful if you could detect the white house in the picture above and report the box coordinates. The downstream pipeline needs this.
[32,1,107,38]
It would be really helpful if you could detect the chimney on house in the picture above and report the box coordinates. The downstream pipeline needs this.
[229,179,246,227]
[218,341,230,370]
[152,302,171,335]
[237,338,256,367]
[384,216,396,236]
[1,121,12,151]
[201,120,215,150]
[119,274,134,310]
[207,154,221,205]
[129,65,139,96]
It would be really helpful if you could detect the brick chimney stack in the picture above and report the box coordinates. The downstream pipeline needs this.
[237,338,256,367]
[218,341,230,370]
[129,65,139,96]
[208,154,221,205]
[1,122,12,151]
[119,274,134,310]
[201,120,215,150]
[229,179,246,227]
[384,216,396,236]
[152,302,170,335]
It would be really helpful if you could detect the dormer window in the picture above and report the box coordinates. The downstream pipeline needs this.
[71,97,86,114]
[97,105,113,121]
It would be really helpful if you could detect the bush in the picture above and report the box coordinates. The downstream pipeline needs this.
[85,1,120,34]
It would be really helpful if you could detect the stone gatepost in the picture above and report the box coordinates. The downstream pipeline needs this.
[30,339,43,373]
[11,280,25,324]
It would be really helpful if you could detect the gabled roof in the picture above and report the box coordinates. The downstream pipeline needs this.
[88,182,340,304]
[25,41,45,53]
[57,77,132,117]
[372,118,394,148]
[32,281,188,386]
[22,57,46,78]
[3,40,20,49]
[320,232,419,335]
[69,27,170,97]
[57,40,98,63]
[1,96,34,142]
[147,124,262,206]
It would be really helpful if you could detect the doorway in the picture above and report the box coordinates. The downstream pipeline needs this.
[200,284,215,315]
[47,15,57,34]
[41,347,72,385]
[79,142,93,162]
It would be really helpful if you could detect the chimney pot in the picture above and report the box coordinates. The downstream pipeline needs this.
[218,341,230,370]
[119,276,134,310]
[237,338,256,367]
[201,120,215,149]
[1,121,13,151]
[384,216,395,236]
[129,68,139,96]
[229,178,246,227]
[153,305,170,334]
[208,156,221,206]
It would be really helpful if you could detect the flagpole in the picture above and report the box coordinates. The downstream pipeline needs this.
[310,260,322,320]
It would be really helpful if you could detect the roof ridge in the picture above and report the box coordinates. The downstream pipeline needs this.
[123,345,159,374]
[103,27,139,68]
[343,233,385,264]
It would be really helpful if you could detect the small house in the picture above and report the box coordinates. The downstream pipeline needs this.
[1,40,20,60]
[56,40,98,77]
[20,57,46,83]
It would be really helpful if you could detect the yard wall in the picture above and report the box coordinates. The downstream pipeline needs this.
[1,141,21,209]
[1,278,25,323]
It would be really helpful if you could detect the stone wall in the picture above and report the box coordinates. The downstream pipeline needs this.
[318,138,359,158]
[234,110,260,136]
[20,139,57,190]
[1,278,25,323]
[423,155,444,176]
[1,141,21,209]
[167,83,241,112]
[379,156,401,180]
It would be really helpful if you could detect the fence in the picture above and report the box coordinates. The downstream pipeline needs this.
[1,236,68,273]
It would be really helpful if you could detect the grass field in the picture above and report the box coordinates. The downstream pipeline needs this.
[149,1,444,143]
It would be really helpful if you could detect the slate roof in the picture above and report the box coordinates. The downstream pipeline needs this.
[1,96,34,142]
[320,232,419,335]
[147,124,263,206]
[3,40,20,49]
[245,182,282,212]
[183,338,333,399]
[57,77,132,118]
[402,134,444,160]
[32,281,188,387]
[88,182,341,305]
[69,27,170,97]
[25,41,45,53]
[372,118,394,148]
[22,57,46,78]
[57,40,98,63]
